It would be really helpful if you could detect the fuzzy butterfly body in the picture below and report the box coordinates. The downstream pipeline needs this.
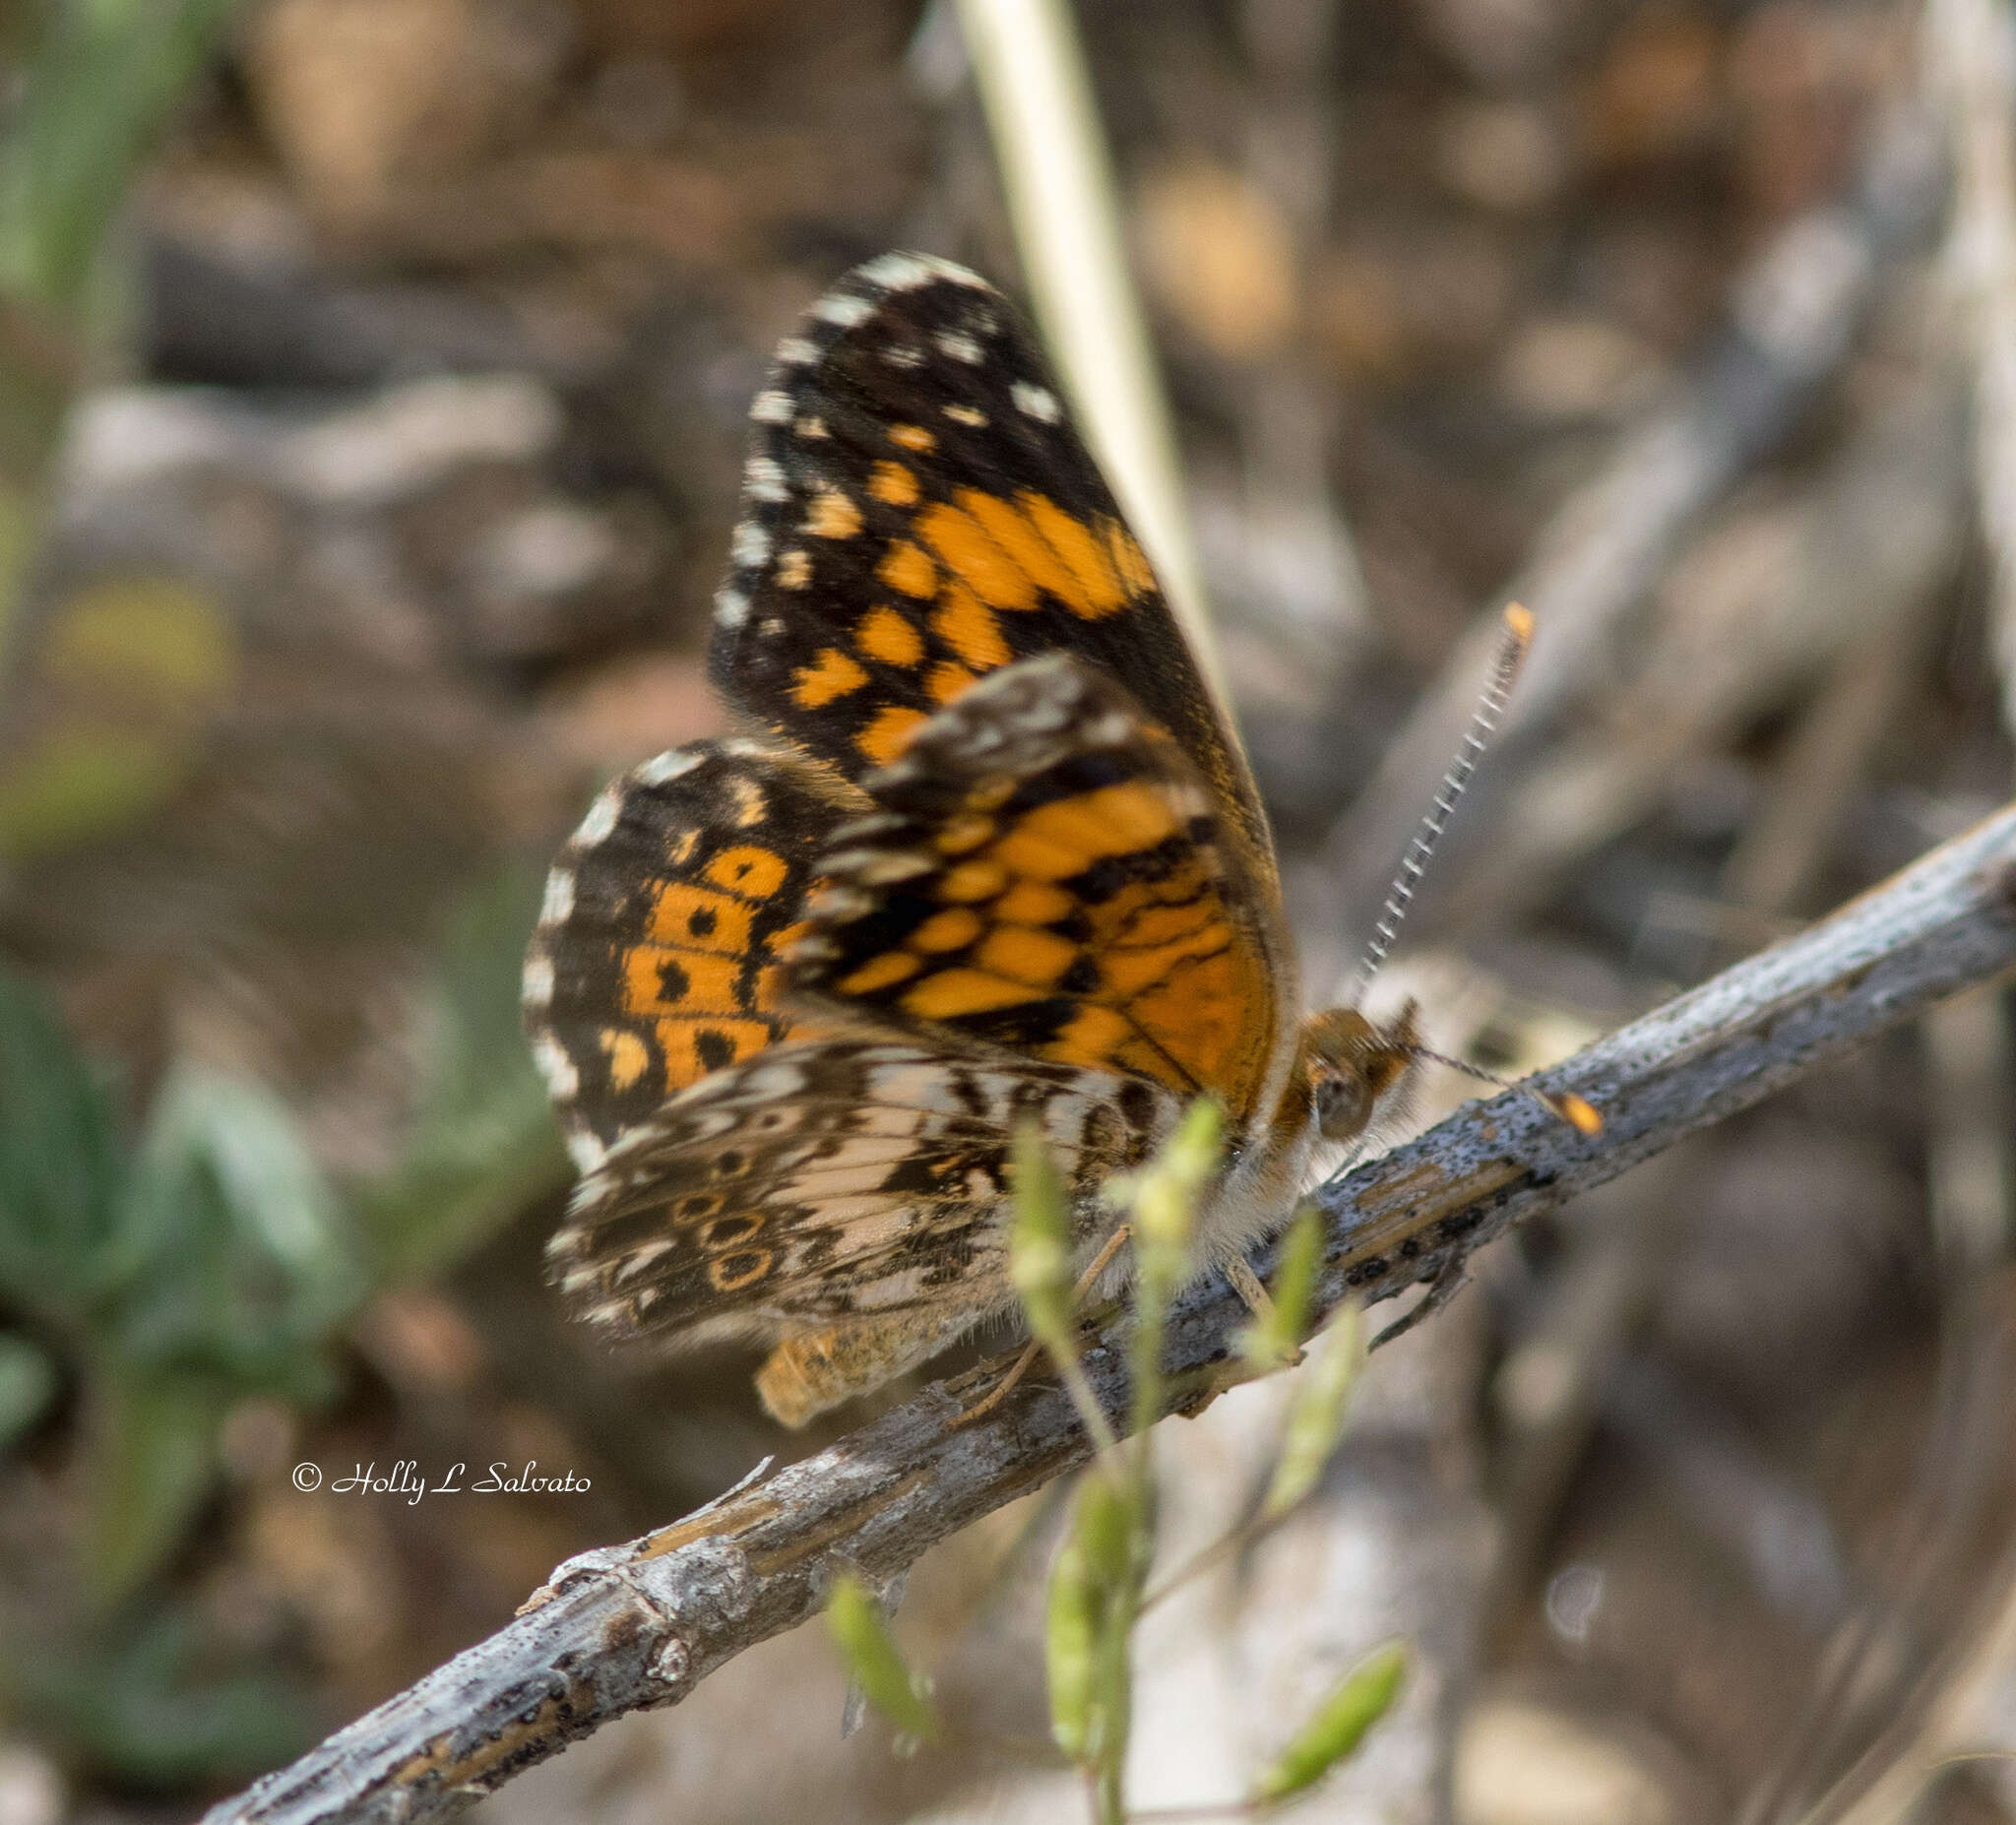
[524,252,1417,1425]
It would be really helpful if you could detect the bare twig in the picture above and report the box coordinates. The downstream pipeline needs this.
[1925,0,2016,744]
[203,802,2016,1825]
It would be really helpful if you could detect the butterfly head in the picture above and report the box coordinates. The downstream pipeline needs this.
[1299,1000,1421,1144]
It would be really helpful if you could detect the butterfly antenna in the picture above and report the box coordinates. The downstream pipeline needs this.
[1403,1040,1602,1135]
[1351,602,1535,1000]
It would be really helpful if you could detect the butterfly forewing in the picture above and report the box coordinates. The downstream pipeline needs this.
[708,253,1281,908]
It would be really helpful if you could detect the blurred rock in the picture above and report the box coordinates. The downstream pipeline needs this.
[1456,1699,1676,1825]
[1497,315,1666,418]
[1575,8,1724,172]
[1136,159,1299,359]
[1315,223,1522,384]
[0,1746,63,1825]
[244,0,573,230]
[59,375,668,666]
[1436,100,1572,215]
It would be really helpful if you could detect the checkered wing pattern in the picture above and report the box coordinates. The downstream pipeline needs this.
[525,254,1315,1424]
[546,1038,1173,1420]
[789,655,1282,1126]
[523,740,839,1169]
[708,252,1279,906]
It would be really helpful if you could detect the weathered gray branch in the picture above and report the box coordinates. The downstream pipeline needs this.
[203,802,2016,1825]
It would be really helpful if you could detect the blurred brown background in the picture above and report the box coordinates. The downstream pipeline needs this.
[2,0,2015,1820]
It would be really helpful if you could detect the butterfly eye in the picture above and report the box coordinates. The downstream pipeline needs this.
[1313,1070,1373,1143]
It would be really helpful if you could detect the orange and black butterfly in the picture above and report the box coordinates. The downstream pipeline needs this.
[523,253,1421,1424]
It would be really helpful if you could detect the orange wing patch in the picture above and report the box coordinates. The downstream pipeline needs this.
[523,743,841,1168]
[705,253,1287,936]
[914,489,1135,621]
[787,656,1281,1120]
[791,648,869,709]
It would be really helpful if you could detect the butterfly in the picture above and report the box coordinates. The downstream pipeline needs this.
[521,251,1424,1426]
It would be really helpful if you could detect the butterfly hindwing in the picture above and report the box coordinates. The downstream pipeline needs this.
[708,252,1279,901]
[785,654,1284,1127]
[523,740,841,1168]
[545,1038,1172,1345]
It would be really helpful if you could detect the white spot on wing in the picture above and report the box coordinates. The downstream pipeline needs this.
[744,456,787,503]
[533,1033,579,1099]
[566,1131,607,1172]
[731,521,771,567]
[814,292,873,329]
[1013,381,1061,422]
[935,331,982,363]
[750,390,792,423]
[540,867,575,926]
[575,786,621,847]
[635,748,704,786]
[744,1061,807,1099]
[522,954,554,1010]
[777,337,818,365]
[715,587,750,628]
[859,252,935,290]
[881,346,924,369]
[867,1061,965,1113]
[615,1237,673,1282]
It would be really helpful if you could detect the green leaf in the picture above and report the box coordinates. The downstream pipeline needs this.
[0,576,241,858]
[82,1362,226,1605]
[1045,1474,1142,1778]
[0,965,130,1319]
[1010,1121,1076,1352]
[0,0,245,313]
[1238,1207,1323,1374]
[1129,1097,1221,1272]
[1250,1641,1407,1805]
[356,870,567,1285]
[1045,1521,1099,1761]
[826,1572,939,1743]
[0,1329,59,1448]
[116,1064,363,1392]
[1263,1298,1364,1520]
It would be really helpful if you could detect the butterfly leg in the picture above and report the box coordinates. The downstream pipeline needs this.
[1369,1253,1470,1350]
[1223,1255,1305,1366]
[951,1223,1135,1428]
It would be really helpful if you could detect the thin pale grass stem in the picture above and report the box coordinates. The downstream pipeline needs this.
[953,0,1225,703]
